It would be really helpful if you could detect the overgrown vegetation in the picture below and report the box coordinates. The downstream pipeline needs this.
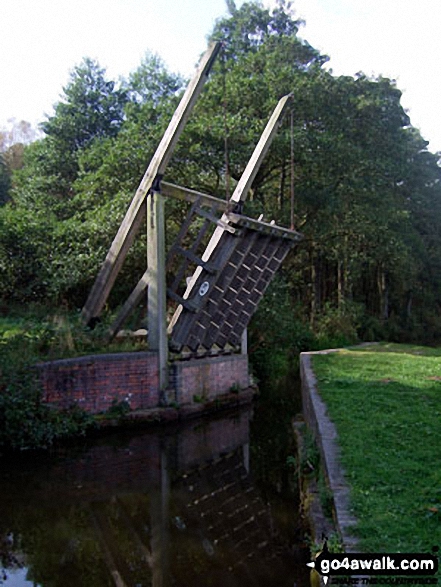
[0,334,92,453]
[311,344,441,554]
[0,310,147,453]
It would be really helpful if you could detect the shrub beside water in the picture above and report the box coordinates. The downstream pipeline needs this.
[0,315,96,453]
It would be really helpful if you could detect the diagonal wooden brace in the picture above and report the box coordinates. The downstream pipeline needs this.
[81,42,221,325]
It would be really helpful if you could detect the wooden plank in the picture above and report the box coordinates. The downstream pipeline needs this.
[165,196,202,268]
[230,93,293,204]
[168,94,292,333]
[147,191,168,391]
[81,42,221,325]
[175,246,217,273]
[161,181,228,211]
[195,207,237,233]
[107,269,151,340]
[168,214,213,293]
[227,212,302,240]
[166,289,198,312]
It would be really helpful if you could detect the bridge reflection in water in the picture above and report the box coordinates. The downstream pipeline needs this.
[0,407,310,587]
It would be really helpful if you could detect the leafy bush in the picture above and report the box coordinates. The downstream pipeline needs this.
[248,275,316,382]
[0,320,94,453]
[313,301,361,349]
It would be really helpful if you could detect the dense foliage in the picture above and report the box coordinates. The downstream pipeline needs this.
[2,0,441,361]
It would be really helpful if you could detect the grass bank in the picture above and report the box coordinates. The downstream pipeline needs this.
[311,343,441,554]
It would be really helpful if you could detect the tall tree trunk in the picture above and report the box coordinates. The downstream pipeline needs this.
[310,251,321,326]
[406,291,412,319]
[378,267,389,320]
[310,251,317,327]
[337,260,344,309]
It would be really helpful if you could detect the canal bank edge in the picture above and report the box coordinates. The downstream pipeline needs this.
[300,349,359,553]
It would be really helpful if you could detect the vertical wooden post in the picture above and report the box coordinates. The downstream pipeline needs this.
[241,327,248,355]
[147,191,168,394]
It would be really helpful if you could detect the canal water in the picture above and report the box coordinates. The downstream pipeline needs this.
[0,381,311,586]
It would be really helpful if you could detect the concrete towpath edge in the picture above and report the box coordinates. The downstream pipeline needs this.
[300,349,360,553]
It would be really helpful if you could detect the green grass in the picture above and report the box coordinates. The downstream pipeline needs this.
[311,343,441,555]
[0,309,147,362]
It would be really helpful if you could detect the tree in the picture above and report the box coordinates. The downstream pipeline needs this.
[127,51,184,106]
[0,154,10,204]
[10,59,129,217]
[42,58,128,152]
[0,119,39,203]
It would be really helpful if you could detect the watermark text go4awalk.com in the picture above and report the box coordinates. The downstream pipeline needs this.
[307,551,439,585]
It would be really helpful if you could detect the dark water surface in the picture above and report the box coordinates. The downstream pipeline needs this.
[0,385,310,586]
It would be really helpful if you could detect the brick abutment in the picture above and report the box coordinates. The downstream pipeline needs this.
[37,352,251,415]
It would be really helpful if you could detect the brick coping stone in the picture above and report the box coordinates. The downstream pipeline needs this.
[300,349,360,553]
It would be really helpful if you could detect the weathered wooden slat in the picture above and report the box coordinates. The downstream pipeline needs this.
[227,212,302,240]
[161,182,228,212]
[168,208,214,293]
[166,289,197,312]
[165,197,202,267]
[175,246,217,273]
[195,207,237,233]
[107,269,151,340]
[81,42,221,325]
[230,94,293,204]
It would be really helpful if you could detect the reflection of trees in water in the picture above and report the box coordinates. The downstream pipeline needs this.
[0,502,113,586]
[0,407,308,587]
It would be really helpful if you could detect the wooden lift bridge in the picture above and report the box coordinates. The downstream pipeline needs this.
[81,43,302,391]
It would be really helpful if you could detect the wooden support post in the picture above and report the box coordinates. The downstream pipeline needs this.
[147,191,168,394]
[241,328,248,355]
[168,94,292,333]
[81,42,221,325]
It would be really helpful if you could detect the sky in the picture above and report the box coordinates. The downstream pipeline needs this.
[1,0,440,152]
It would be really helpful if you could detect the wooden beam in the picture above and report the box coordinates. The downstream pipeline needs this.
[161,181,228,211]
[147,191,168,392]
[227,212,302,240]
[168,94,292,333]
[107,269,151,341]
[161,181,302,239]
[195,207,237,233]
[81,42,221,325]
[230,94,293,203]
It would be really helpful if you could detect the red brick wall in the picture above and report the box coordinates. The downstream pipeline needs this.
[38,352,159,413]
[171,354,249,405]
[38,352,250,414]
